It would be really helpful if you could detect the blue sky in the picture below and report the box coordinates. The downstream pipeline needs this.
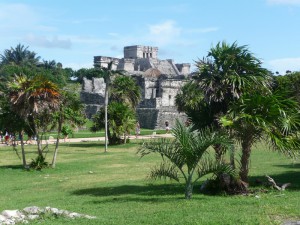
[0,0,299,74]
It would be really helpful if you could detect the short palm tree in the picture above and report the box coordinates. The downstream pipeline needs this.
[221,91,300,182]
[138,120,235,199]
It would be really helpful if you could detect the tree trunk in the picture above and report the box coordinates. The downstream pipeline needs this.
[52,114,62,168]
[19,131,27,168]
[185,175,193,199]
[35,131,43,157]
[214,144,225,162]
[229,144,235,169]
[185,181,193,200]
[240,139,252,183]
[104,79,109,153]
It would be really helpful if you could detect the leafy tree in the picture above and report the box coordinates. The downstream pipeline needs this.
[7,74,60,157]
[51,87,86,168]
[73,68,104,83]
[0,97,28,167]
[138,120,235,199]
[275,71,300,104]
[91,101,136,145]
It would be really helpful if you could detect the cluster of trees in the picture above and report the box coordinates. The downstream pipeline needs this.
[139,41,300,199]
[0,44,86,169]
[0,44,142,166]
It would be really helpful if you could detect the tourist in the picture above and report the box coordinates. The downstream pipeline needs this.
[135,121,140,138]
[4,129,9,145]
[165,121,170,134]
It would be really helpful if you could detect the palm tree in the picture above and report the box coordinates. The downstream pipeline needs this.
[177,41,272,162]
[110,75,141,109]
[40,60,57,69]
[195,41,271,106]
[138,120,235,199]
[99,62,140,151]
[221,91,300,182]
[0,44,40,67]
[100,62,117,152]
[8,74,60,156]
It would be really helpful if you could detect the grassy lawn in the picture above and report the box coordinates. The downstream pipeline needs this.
[0,141,299,224]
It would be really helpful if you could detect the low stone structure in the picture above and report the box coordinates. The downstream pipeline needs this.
[0,206,96,224]
[81,45,190,129]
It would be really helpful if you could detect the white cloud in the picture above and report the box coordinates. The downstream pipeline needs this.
[268,57,300,74]
[148,20,181,46]
[24,35,72,49]
[186,27,219,34]
[267,0,300,5]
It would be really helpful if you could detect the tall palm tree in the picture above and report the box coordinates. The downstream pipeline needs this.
[178,41,272,162]
[138,120,235,199]
[99,62,140,151]
[8,74,60,156]
[195,41,272,106]
[0,44,40,67]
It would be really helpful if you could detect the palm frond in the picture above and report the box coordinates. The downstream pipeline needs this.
[196,158,237,182]
[148,162,180,182]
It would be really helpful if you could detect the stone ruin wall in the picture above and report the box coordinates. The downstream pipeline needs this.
[81,76,188,130]
[82,45,190,130]
[80,77,106,119]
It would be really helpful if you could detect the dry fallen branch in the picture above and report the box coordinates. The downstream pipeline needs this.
[265,175,291,191]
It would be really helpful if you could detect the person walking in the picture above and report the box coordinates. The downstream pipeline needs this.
[165,121,170,134]
[4,130,9,145]
[135,121,141,138]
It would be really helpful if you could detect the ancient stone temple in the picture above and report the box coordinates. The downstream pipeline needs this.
[81,45,190,129]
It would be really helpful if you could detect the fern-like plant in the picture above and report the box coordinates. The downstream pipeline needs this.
[138,120,236,199]
[30,155,49,170]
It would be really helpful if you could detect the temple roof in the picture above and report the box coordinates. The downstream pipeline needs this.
[144,68,162,78]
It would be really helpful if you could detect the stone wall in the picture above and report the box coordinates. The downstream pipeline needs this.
[136,108,187,130]
[81,45,190,129]
[124,45,158,59]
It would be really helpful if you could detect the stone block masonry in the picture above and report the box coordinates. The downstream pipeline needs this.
[81,45,190,129]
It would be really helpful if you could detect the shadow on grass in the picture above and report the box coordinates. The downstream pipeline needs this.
[250,170,300,191]
[0,165,24,170]
[65,142,104,148]
[275,163,300,169]
[72,183,187,202]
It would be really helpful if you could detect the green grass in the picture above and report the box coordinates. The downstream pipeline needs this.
[0,141,299,224]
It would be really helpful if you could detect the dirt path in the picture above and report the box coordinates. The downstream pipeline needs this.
[0,133,173,147]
